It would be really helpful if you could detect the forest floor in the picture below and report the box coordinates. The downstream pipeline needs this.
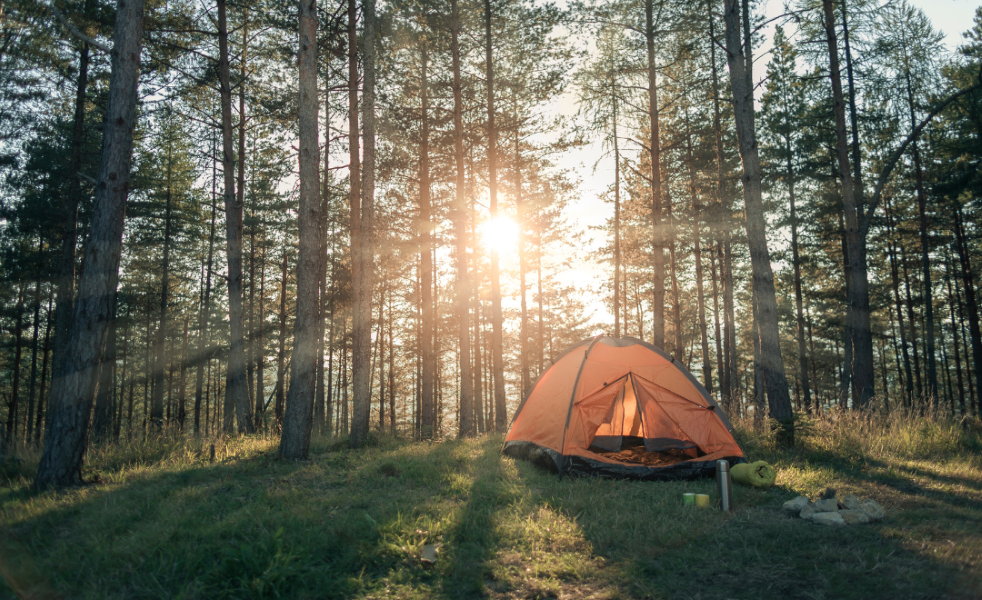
[1,414,981,600]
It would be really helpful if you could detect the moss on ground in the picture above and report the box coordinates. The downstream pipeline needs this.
[1,414,980,599]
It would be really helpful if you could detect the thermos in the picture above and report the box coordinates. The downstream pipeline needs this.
[716,459,733,512]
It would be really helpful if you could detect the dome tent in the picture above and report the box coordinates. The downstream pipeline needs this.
[502,336,745,480]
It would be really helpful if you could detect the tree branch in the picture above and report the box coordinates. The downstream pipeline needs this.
[49,2,110,52]
[861,74,982,237]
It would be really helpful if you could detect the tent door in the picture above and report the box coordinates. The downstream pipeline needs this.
[589,375,646,452]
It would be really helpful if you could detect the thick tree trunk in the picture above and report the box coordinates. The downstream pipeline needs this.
[822,0,875,408]
[485,0,506,432]
[217,0,253,434]
[35,0,145,488]
[645,0,665,348]
[92,292,117,441]
[722,0,794,443]
[279,0,320,461]
[451,0,473,438]
[350,0,376,448]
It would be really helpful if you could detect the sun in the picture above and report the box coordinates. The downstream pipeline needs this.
[480,216,519,257]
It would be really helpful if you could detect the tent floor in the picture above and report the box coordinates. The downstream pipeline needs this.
[589,442,697,468]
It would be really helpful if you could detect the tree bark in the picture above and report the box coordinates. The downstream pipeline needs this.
[645,0,665,348]
[350,0,376,448]
[150,146,174,429]
[217,0,253,433]
[36,0,145,488]
[275,251,288,425]
[194,136,219,436]
[280,1,321,458]
[416,37,435,439]
[92,292,117,441]
[953,205,982,415]
[5,286,26,447]
[485,0,506,432]
[451,0,473,438]
[821,0,874,408]
[685,111,712,392]
[722,0,794,442]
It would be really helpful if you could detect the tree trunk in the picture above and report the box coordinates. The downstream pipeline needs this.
[5,286,26,447]
[821,0,875,408]
[417,38,436,439]
[886,195,915,407]
[35,0,145,488]
[906,85,938,402]
[722,0,794,443]
[177,316,189,429]
[612,80,621,338]
[685,112,712,392]
[150,148,174,429]
[275,251,288,425]
[786,142,812,413]
[49,42,89,430]
[25,246,43,441]
[945,250,967,415]
[645,0,664,348]
[92,292,117,441]
[451,0,473,438]
[708,0,736,409]
[280,0,322,456]
[485,0,507,432]
[35,293,53,446]
[194,137,219,436]
[350,0,376,448]
[953,205,982,415]
[217,0,253,434]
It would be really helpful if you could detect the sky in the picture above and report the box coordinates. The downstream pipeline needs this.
[552,0,981,330]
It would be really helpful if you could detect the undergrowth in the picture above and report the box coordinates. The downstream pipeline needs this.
[0,414,979,599]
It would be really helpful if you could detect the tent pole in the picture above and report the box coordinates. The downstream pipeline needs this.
[558,336,603,480]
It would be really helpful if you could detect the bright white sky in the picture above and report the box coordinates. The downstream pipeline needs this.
[553,0,980,330]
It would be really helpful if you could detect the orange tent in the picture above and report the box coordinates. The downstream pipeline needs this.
[502,336,745,480]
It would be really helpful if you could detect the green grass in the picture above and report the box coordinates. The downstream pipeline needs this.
[1,414,980,599]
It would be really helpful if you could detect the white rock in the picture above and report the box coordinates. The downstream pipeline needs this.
[841,493,863,510]
[813,498,839,512]
[861,499,885,521]
[783,496,810,512]
[811,511,846,526]
[839,509,870,525]
[800,504,816,519]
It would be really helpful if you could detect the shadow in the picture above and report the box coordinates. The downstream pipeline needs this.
[1,434,980,600]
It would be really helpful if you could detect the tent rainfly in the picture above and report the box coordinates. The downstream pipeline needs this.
[502,336,746,480]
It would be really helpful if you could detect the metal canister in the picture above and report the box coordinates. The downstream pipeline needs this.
[716,459,733,512]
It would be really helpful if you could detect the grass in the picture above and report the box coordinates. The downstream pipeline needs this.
[1,413,980,599]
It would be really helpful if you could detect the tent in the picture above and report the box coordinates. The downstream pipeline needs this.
[502,336,745,480]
